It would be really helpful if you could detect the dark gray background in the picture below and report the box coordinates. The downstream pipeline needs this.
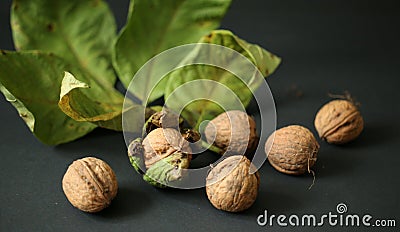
[1,0,400,231]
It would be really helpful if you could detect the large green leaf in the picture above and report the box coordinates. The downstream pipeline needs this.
[0,51,96,145]
[164,30,281,128]
[11,0,128,130]
[113,0,232,103]
[11,0,117,86]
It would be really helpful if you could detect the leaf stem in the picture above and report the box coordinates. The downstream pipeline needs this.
[201,140,223,155]
[194,110,205,131]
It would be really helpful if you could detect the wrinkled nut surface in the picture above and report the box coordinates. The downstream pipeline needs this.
[62,157,118,213]
[266,125,319,175]
[142,128,192,169]
[206,155,259,212]
[205,110,258,155]
[314,100,364,144]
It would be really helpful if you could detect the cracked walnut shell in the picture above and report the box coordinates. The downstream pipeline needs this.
[206,155,259,212]
[314,99,364,144]
[265,125,319,175]
[62,157,118,213]
[142,128,192,169]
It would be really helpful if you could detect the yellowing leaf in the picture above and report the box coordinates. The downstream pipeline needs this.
[59,72,127,131]
[0,84,35,132]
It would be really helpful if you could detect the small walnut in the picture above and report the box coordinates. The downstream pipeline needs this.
[204,110,258,155]
[62,157,118,213]
[265,125,319,175]
[206,155,259,212]
[142,128,192,169]
[314,100,364,144]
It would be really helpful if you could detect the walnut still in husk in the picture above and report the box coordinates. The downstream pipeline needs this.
[314,99,364,144]
[265,125,319,175]
[204,110,258,156]
[206,155,259,212]
[128,128,192,188]
[142,128,192,169]
[62,157,118,213]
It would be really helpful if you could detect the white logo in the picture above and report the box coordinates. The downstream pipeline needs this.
[336,203,347,214]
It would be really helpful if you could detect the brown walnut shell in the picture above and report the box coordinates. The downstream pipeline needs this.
[206,155,260,212]
[314,99,364,144]
[142,128,192,169]
[265,125,319,175]
[62,157,118,213]
[204,110,258,155]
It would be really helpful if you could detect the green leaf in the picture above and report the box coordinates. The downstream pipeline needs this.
[58,72,129,131]
[0,51,96,145]
[164,30,281,128]
[11,0,117,86]
[11,0,129,131]
[113,0,232,103]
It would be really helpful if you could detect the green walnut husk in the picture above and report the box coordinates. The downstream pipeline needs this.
[143,152,190,188]
[127,128,192,188]
[127,138,145,175]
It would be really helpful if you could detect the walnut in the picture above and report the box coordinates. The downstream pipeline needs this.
[314,99,364,144]
[265,125,319,175]
[130,128,193,188]
[204,110,258,156]
[206,155,259,212]
[142,128,192,169]
[62,157,118,213]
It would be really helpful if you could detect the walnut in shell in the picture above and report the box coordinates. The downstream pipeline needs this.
[265,125,319,175]
[204,110,258,155]
[62,157,118,213]
[314,99,364,144]
[142,128,192,169]
[206,155,259,212]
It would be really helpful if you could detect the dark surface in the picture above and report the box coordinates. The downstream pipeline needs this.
[1,0,400,231]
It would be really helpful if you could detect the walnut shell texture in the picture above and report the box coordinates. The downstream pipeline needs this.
[266,125,319,175]
[314,100,364,144]
[62,157,118,213]
[205,110,258,155]
[142,128,192,169]
[206,155,259,212]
